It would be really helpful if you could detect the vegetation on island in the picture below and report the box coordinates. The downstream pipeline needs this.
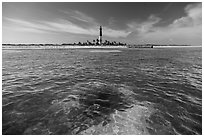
[62,39,127,46]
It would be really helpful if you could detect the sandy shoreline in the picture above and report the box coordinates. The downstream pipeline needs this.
[2,45,201,50]
[153,45,201,48]
[2,46,127,49]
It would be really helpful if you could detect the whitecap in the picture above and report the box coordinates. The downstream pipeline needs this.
[79,104,154,135]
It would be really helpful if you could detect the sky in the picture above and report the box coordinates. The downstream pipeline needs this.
[2,2,202,45]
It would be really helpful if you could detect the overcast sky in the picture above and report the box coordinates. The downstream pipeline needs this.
[2,2,202,45]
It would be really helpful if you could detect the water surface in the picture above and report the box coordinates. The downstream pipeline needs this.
[2,47,202,135]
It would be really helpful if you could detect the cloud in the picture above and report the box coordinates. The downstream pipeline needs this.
[42,19,88,33]
[126,3,202,45]
[4,10,130,38]
[42,19,130,38]
[103,27,131,38]
[5,17,95,35]
[171,3,201,28]
[71,10,97,23]
[60,10,130,38]
[127,15,161,35]
[4,17,56,33]
[4,9,131,39]
[14,27,48,34]
[60,10,98,27]
[5,18,40,29]
[4,3,201,45]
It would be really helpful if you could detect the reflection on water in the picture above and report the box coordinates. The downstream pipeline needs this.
[2,48,202,135]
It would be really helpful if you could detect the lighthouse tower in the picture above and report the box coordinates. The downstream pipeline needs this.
[99,26,102,45]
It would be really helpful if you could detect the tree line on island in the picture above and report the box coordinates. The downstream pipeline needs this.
[3,39,127,46]
[62,39,127,46]
[3,41,190,47]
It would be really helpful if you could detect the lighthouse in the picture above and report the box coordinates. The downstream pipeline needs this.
[99,26,102,45]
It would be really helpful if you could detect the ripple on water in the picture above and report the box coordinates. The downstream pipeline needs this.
[80,104,153,135]
[17,80,159,135]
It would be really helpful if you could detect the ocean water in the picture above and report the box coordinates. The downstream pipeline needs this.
[2,47,202,135]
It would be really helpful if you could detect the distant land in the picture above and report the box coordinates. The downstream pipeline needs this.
[2,43,194,49]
